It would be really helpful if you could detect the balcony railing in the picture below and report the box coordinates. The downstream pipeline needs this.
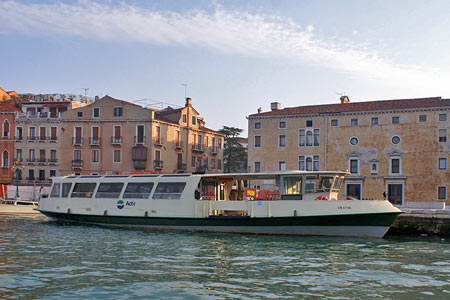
[134,160,146,169]
[26,177,35,181]
[134,136,146,145]
[153,160,163,170]
[174,141,184,150]
[72,137,83,146]
[37,158,47,164]
[26,158,36,163]
[111,136,123,145]
[48,158,58,164]
[72,160,83,168]
[48,136,58,142]
[210,146,218,155]
[192,144,204,152]
[38,136,47,142]
[27,136,37,142]
[15,136,23,142]
[89,137,101,146]
[153,137,164,146]
[177,163,187,171]
[17,112,62,120]
[14,157,23,163]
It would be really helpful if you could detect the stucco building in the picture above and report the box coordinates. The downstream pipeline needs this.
[0,100,21,185]
[248,96,450,207]
[60,96,224,175]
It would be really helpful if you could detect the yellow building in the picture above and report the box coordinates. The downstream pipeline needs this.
[248,96,450,208]
[60,96,224,175]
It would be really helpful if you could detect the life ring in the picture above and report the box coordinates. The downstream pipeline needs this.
[316,196,329,200]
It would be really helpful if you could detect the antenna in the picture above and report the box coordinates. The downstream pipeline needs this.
[80,88,89,101]
[336,92,346,96]
[180,83,187,100]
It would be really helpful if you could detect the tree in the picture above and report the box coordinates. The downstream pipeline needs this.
[219,126,248,173]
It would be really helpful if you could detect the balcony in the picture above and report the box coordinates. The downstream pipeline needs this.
[89,137,101,146]
[134,136,146,145]
[38,136,47,142]
[27,136,37,142]
[174,141,184,150]
[210,146,218,155]
[48,158,58,165]
[26,177,35,181]
[48,136,58,143]
[176,163,187,171]
[14,157,23,163]
[153,137,164,146]
[26,158,36,164]
[72,160,83,168]
[15,136,23,142]
[134,160,146,169]
[72,137,83,146]
[37,158,47,165]
[111,136,122,145]
[153,160,163,170]
[192,144,204,153]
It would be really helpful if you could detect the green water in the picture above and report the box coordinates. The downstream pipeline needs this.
[0,215,449,299]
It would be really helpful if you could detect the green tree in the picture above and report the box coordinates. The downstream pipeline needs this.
[219,126,248,173]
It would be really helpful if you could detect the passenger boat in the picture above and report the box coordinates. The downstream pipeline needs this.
[37,171,402,238]
[0,199,40,214]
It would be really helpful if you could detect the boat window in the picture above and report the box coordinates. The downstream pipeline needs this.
[71,183,97,198]
[131,175,159,178]
[319,176,333,192]
[105,175,129,178]
[123,182,154,199]
[304,176,317,194]
[283,177,302,195]
[79,175,102,178]
[333,177,343,192]
[153,182,186,200]
[95,182,124,198]
[62,183,72,198]
[50,183,61,197]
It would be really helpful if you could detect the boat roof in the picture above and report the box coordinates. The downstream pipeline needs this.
[52,171,349,181]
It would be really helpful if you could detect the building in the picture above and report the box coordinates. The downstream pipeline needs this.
[0,100,21,185]
[248,96,450,207]
[60,96,224,175]
[0,87,19,101]
[15,97,86,185]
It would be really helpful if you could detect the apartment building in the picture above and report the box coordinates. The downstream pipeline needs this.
[248,96,450,206]
[0,100,21,184]
[15,98,85,185]
[60,96,224,175]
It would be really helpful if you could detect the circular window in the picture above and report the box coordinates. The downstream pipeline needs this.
[392,135,401,144]
[350,137,359,146]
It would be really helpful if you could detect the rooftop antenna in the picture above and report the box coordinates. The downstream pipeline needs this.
[80,88,89,101]
[180,83,187,100]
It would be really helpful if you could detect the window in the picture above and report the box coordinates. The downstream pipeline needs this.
[71,183,97,198]
[439,129,447,143]
[313,156,320,171]
[279,161,286,171]
[16,127,23,140]
[192,116,197,125]
[50,183,60,197]
[391,136,400,145]
[279,135,286,147]
[306,130,313,146]
[438,186,447,201]
[182,114,187,123]
[306,157,313,171]
[93,107,100,118]
[211,158,216,169]
[439,113,447,122]
[218,159,222,170]
[96,183,124,198]
[29,149,35,161]
[114,107,123,117]
[91,150,99,163]
[390,158,401,174]
[3,120,9,137]
[255,161,261,173]
[28,169,34,180]
[62,183,72,197]
[50,127,57,141]
[2,150,9,167]
[371,161,379,174]
[16,149,22,162]
[299,129,305,146]
[77,111,83,117]
[351,118,358,126]
[299,156,305,170]
[74,126,82,145]
[350,137,359,146]
[331,119,338,127]
[255,122,261,129]
[191,156,196,168]
[73,149,81,160]
[279,121,286,129]
[392,116,400,124]
[419,114,427,123]
[306,120,313,127]
[349,159,359,174]
[255,136,261,147]
[153,182,186,199]
[114,149,121,163]
[49,150,56,162]
[439,158,447,170]
[313,129,320,146]
[299,156,319,171]
[123,182,154,199]
[29,127,36,139]
[371,117,379,125]
[50,170,56,177]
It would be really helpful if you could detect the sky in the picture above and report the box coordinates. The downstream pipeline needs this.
[1,0,450,134]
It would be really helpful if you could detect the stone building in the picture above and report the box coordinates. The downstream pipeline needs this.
[60,96,224,175]
[248,96,450,207]
[0,100,21,185]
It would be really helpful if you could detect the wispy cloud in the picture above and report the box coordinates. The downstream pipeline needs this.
[1,0,449,93]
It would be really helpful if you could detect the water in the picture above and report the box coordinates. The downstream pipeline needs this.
[0,215,449,299]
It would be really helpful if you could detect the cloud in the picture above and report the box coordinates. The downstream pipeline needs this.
[1,0,449,93]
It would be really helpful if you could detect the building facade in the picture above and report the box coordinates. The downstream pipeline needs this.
[0,100,21,185]
[60,96,224,175]
[248,97,450,206]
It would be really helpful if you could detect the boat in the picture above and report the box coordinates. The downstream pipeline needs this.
[0,199,40,214]
[37,171,402,238]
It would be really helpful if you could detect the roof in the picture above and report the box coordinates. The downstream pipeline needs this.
[101,95,142,108]
[249,97,450,118]
[0,99,21,112]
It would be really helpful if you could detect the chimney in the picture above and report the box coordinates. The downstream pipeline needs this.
[271,102,281,111]
[185,97,192,107]
[95,96,100,101]
[340,96,350,104]
[257,107,262,114]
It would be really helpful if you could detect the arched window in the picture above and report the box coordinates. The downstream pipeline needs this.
[2,150,9,167]
[306,157,313,171]
[3,120,10,138]
[306,130,313,146]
